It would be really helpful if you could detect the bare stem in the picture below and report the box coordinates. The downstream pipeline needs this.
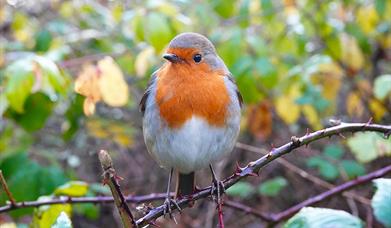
[0,170,16,206]
[98,150,137,228]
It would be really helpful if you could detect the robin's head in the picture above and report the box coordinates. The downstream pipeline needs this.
[163,32,227,72]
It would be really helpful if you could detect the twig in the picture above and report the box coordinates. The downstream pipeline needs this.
[98,150,137,228]
[0,193,168,214]
[136,122,391,226]
[235,142,371,205]
[224,200,274,222]
[217,202,225,228]
[0,170,16,206]
[271,164,391,222]
[224,164,391,223]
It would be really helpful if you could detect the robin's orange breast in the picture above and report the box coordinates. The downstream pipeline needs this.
[155,63,230,129]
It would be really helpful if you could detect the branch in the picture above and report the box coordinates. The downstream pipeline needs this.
[224,164,391,223]
[0,193,168,214]
[235,142,371,205]
[136,121,391,226]
[0,170,16,206]
[98,150,137,228]
[272,164,391,222]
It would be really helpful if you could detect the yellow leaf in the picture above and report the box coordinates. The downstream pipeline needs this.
[369,99,387,121]
[340,34,364,72]
[135,47,155,77]
[313,62,343,100]
[0,223,17,228]
[275,86,300,124]
[54,181,89,197]
[97,57,129,107]
[346,92,364,118]
[83,97,95,116]
[302,105,322,130]
[114,133,133,147]
[357,5,379,34]
[74,64,101,102]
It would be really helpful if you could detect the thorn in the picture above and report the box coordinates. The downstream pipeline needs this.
[247,171,259,177]
[115,175,124,182]
[366,117,373,125]
[266,152,273,159]
[235,162,243,176]
[291,136,301,146]
[329,119,341,126]
[306,128,310,136]
[338,133,346,139]
[384,130,391,139]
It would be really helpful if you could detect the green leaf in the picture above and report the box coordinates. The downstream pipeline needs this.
[347,132,391,163]
[284,207,363,228]
[34,29,52,52]
[74,203,99,220]
[63,94,84,140]
[0,153,68,217]
[238,0,250,28]
[226,182,255,199]
[210,0,236,18]
[258,177,288,197]
[323,144,344,160]
[33,55,67,97]
[52,211,73,228]
[340,160,366,179]
[375,0,386,17]
[4,58,35,113]
[374,74,391,100]
[255,57,278,89]
[54,181,88,197]
[145,12,173,52]
[306,156,339,180]
[7,93,55,132]
[372,178,391,227]
[132,11,145,41]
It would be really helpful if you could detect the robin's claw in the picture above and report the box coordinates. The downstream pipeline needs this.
[163,197,181,219]
[211,179,225,205]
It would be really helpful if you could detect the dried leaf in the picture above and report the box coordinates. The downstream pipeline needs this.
[74,65,101,102]
[248,101,272,140]
[346,92,364,118]
[135,47,155,77]
[340,34,364,73]
[83,98,96,116]
[97,57,129,107]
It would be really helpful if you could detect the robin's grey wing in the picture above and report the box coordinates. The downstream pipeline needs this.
[225,73,243,108]
[139,72,158,116]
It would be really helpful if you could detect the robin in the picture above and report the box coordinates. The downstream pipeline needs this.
[140,32,242,216]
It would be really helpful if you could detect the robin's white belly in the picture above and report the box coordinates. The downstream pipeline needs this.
[143,115,239,174]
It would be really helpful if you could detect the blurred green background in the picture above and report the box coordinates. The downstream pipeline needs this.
[0,0,390,227]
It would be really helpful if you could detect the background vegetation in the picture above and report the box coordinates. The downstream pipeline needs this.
[0,0,390,227]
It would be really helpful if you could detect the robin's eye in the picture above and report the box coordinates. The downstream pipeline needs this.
[193,54,202,63]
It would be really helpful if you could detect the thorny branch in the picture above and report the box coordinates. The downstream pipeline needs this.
[225,164,391,223]
[98,150,137,228]
[136,121,391,226]
[0,121,390,226]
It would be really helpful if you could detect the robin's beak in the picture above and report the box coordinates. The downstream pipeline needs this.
[163,53,180,63]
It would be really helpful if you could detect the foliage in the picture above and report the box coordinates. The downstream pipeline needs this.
[284,207,363,228]
[371,178,391,227]
[0,0,390,227]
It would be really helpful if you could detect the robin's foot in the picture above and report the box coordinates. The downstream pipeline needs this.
[163,197,181,219]
[211,179,225,205]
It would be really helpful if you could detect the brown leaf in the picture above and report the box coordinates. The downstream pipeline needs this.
[248,101,272,140]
